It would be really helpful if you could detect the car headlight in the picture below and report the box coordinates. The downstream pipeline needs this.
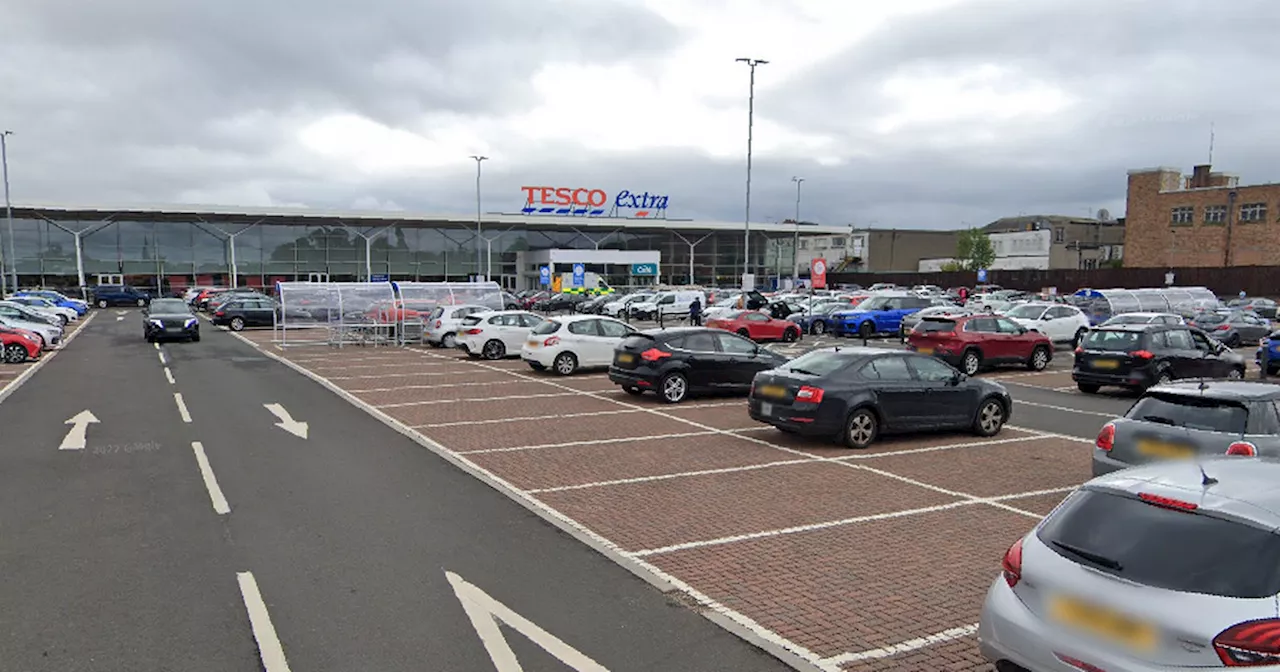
[185,318,198,328]
[22,333,35,342]
[149,319,164,328]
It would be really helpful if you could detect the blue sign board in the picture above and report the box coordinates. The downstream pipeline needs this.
[539,266,551,286]
[572,263,585,287]
[370,274,389,282]
[630,263,657,276]
[977,269,988,283]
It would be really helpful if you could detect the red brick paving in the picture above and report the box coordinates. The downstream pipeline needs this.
[538,461,961,552]
[754,427,1041,458]
[664,403,762,430]
[647,506,1032,660]
[353,380,551,405]
[862,437,1090,498]
[999,491,1070,517]
[467,433,795,491]
[380,394,620,426]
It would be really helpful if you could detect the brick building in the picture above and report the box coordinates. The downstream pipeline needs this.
[1124,164,1280,267]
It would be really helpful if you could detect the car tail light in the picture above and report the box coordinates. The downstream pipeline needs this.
[1074,346,1084,354]
[465,328,483,335]
[1001,537,1023,587]
[543,336,560,346]
[640,348,672,362]
[1212,323,1230,331]
[1215,618,1280,666]
[214,310,225,317]
[1226,441,1258,457]
[1138,493,1198,511]
[795,386,824,403]
[1054,653,1106,672]
[1095,422,1115,451]
[1129,350,1154,359]
[435,320,442,328]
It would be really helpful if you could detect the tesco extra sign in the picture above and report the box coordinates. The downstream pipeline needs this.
[520,186,670,218]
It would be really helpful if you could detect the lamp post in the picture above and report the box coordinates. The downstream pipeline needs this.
[736,57,767,290]
[791,176,804,285]
[2,130,15,291]
[469,155,488,280]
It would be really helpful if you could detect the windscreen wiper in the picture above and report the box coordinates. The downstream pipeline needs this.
[1051,540,1123,571]
[1141,414,1178,426]
[788,367,820,376]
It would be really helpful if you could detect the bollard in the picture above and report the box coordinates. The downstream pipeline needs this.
[1263,339,1272,380]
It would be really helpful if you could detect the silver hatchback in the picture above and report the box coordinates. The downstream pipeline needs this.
[980,456,1280,670]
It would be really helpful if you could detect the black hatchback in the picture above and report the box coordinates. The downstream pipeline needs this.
[608,327,789,403]
[1072,324,1246,394]
[748,347,1012,448]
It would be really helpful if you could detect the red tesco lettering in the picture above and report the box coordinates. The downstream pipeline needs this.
[521,186,607,208]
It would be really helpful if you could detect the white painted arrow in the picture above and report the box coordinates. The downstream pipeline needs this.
[264,403,308,439]
[59,410,100,450]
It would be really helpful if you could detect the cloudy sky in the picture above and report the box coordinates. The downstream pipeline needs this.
[2,0,1277,229]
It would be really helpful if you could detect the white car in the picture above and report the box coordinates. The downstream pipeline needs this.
[5,296,77,325]
[600,293,653,318]
[1003,302,1091,344]
[0,310,64,348]
[1100,311,1185,327]
[630,290,706,321]
[456,310,546,360]
[425,304,491,347]
[522,314,639,375]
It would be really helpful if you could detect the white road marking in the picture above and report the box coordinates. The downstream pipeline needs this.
[834,433,1056,461]
[263,403,308,439]
[415,407,643,429]
[153,341,159,350]
[164,367,175,384]
[822,624,979,665]
[377,391,578,408]
[191,442,230,514]
[326,370,511,380]
[158,350,167,365]
[456,431,717,455]
[447,571,609,671]
[173,392,192,423]
[236,572,292,672]
[346,381,494,393]
[527,458,825,493]
[0,312,97,406]
[116,316,124,321]
[305,360,457,370]
[1014,399,1116,418]
[58,410,100,451]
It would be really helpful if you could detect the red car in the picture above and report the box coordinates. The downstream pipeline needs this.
[705,310,802,342]
[906,313,1052,376]
[0,325,44,363]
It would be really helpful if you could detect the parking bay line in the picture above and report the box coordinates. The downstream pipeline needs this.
[236,572,292,672]
[173,392,193,423]
[414,407,643,429]
[376,391,579,409]
[325,370,519,380]
[456,431,718,456]
[191,441,230,514]
[820,623,979,666]
[0,312,97,406]
[164,367,175,385]
[1013,398,1116,418]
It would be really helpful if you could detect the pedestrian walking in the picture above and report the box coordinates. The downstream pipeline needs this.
[689,297,702,326]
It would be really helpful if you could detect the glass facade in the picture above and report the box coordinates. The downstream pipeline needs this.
[0,208,816,294]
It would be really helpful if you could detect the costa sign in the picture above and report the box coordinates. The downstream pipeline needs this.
[520,186,670,218]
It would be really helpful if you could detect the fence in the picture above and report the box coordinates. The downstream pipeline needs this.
[827,266,1280,297]
[273,281,504,348]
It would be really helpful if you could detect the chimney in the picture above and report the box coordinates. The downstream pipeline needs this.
[1190,164,1212,188]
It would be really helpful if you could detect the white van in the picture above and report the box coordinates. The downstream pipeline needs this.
[629,290,706,321]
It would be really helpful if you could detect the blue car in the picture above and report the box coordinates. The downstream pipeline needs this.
[790,302,852,335]
[832,294,932,338]
[1257,332,1280,375]
[15,290,88,316]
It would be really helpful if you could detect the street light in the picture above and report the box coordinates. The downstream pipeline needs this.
[736,57,767,290]
[1,130,15,292]
[791,176,804,285]
[469,155,488,280]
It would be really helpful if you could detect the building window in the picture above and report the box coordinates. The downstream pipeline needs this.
[1240,202,1267,223]
[1204,205,1226,225]
[830,236,846,247]
[1170,206,1194,225]
[1053,227,1064,243]
[797,240,808,250]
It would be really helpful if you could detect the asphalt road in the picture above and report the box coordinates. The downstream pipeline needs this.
[0,311,791,672]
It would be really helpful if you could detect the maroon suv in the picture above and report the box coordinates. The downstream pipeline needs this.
[906,314,1053,376]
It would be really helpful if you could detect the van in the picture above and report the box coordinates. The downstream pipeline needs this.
[629,290,707,320]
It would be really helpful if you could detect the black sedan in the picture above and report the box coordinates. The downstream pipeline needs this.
[609,327,789,403]
[143,298,201,343]
[748,347,1011,448]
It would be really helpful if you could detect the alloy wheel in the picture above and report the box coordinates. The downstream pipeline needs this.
[442,333,456,348]
[978,401,1005,435]
[483,340,505,360]
[1228,367,1244,380]
[230,317,245,331]
[1031,348,1049,370]
[845,410,876,448]
[3,343,27,363]
[661,374,687,403]
[554,352,577,375]
[963,352,981,376]
[812,321,826,335]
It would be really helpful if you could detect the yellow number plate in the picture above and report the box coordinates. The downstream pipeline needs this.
[1137,439,1194,458]
[758,384,787,398]
[916,347,934,355]
[527,340,539,348]
[616,353,635,363]
[1092,359,1119,369]
[1048,595,1157,651]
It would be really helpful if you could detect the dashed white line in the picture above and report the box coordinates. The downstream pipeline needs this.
[1013,399,1116,418]
[158,350,168,365]
[191,442,230,514]
[236,572,292,672]
[173,392,192,423]
[164,367,175,385]
[153,342,159,350]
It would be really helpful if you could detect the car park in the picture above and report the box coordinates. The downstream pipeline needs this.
[6,296,78,325]
[0,300,64,328]
[522,314,638,374]
[425,304,490,347]
[0,324,43,363]
[143,298,201,343]
[533,292,590,313]
[789,302,853,335]
[598,292,652,318]
[705,310,802,342]
[1091,380,1280,476]
[1194,310,1272,348]
[608,327,788,403]
[90,284,151,308]
[629,289,706,322]
[0,304,63,348]
[1072,324,1245,394]
[456,310,545,360]
[1003,302,1091,345]
[980,456,1280,671]
[1227,296,1278,319]
[907,314,1054,375]
[831,293,932,338]
[748,347,1011,449]
[1257,329,1280,375]
[1099,311,1184,327]
[898,304,975,336]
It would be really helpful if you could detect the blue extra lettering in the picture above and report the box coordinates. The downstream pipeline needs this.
[614,190,670,210]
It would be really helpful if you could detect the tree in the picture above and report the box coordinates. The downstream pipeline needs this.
[955,228,996,272]
[939,261,964,272]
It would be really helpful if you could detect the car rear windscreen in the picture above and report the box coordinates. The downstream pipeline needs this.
[530,320,561,335]
[1037,489,1280,598]
[619,334,654,350]
[1195,312,1228,324]
[780,350,855,376]
[1125,393,1248,433]
[915,318,956,333]
[460,316,482,326]
[1081,330,1142,351]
